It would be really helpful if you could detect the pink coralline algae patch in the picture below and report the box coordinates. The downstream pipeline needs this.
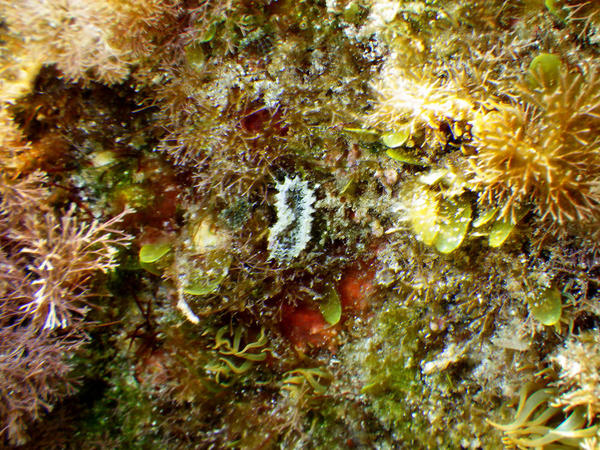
[337,262,376,313]
[280,303,339,352]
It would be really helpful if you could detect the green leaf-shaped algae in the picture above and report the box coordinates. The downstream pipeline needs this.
[489,218,515,247]
[183,279,223,296]
[472,207,497,228]
[320,287,342,325]
[386,148,424,165]
[183,253,232,296]
[381,130,409,148]
[529,287,562,326]
[139,243,171,264]
[434,198,472,254]
[409,187,439,246]
[529,53,562,89]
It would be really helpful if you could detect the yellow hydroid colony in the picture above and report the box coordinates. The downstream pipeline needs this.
[470,64,600,224]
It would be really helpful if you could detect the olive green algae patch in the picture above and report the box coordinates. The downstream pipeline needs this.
[345,296,499,448]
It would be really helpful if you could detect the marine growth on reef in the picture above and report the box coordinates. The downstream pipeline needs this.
[2,0,600,448]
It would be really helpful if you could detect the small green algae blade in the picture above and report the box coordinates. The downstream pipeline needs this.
[183,253,232,296]
[418,169,447,186]
[381,130,409,148]
[139,243,171,264]
[319,287,342,326]
[342,127,379,143]
[184,271,227,296]
[434,198,472,254]
[386,148,424,165]
[409,187,439,246]
[343,1,362,23]
[489,218,515,247]
[473,207,497,228]
[545,0,566,19]
[140,261,162,276]
[185,43,205,71]
[184,280,221,296]
[545,0,558,13]
[199,22,217,43]
[528,53,561,88]
[91,150,116,168]
[339,178,356,196]
[530,287,562,326]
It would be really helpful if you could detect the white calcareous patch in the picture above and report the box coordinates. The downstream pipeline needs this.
[268,176,317,262]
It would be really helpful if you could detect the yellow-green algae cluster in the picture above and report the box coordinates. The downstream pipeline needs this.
[2,0,600,448]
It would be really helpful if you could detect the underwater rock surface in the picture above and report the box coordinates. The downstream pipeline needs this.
[1,0,600,448]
